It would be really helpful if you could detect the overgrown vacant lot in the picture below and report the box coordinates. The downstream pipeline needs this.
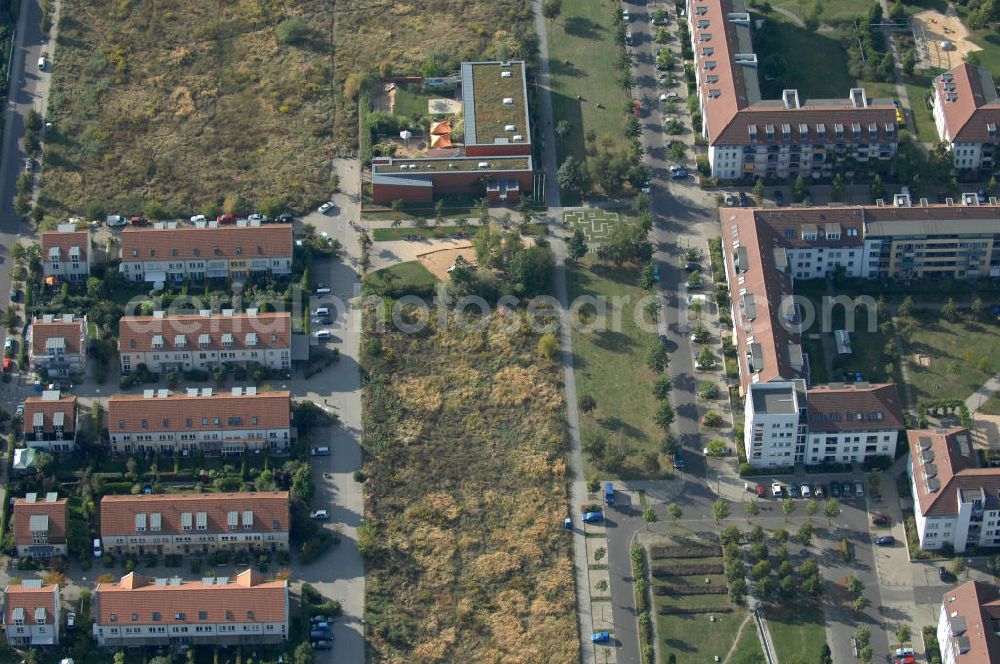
[41,1,335,218]
[361,307,577,664]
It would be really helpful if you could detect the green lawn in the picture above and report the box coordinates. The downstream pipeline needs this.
[765,0,873,25]
[754,14,857,99]
[764,605,827,662]
[657,612,747,662]
[568,257,665,479]
[363,261,439,294]
[392,84,441,120]
[905,75,942,143]
[729,616,767,664]
[564,209,623,243]
[546,0,630,166]
[977,393,1000,415]
[903,313,1000,403]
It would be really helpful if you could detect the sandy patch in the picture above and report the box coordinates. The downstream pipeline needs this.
[429,98,462,114]
[913,10,982,70]
[416,243,475,280]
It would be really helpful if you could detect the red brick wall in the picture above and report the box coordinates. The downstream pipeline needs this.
[372,183,434,205]
[373,171,534,203]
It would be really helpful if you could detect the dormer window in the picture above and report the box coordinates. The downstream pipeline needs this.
[748,124,757,141]
[781,123,791,141]
[989,122,997,139]
[816,123,826,139]
[851,123,861,140]
[834,123,844,140]
[765,124,775,140]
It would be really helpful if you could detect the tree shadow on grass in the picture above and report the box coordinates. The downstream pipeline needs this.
[562,16,606,40]
[591,329,638,352]
[598,415,645,440]
[588,263,640,286]
[548,58,586,78]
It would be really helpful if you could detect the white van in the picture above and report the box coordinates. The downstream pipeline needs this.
[37,56,46,71]
[93,538,102,558]
[855,482,864,498]
[311,446,330,456]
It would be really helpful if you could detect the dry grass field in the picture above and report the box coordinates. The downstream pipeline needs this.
[360,306,577,664]
[41,0,336,218]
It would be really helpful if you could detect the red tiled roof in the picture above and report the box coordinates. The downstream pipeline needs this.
[30,317,84,356]
[41,230,88,262]
[695,0,896,147]
[941,580,1000,663]
[94,570,287,625]
[21,394,77,436]
[805,383,903,432]
[107,390,290,434]
[907,428,997,517]
[934,64,1000,143]
[118,312,291,353]
[4,584,57,626]
[100,492,290,538]
[12,496,67,546]
[120,224,292,262]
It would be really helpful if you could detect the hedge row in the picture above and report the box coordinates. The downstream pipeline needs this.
[652,562,724,576]
[653,584,728,596]
[650,544,721,559]
[658,605,734,615]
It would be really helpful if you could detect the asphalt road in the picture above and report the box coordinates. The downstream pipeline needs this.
[0,0,57,346]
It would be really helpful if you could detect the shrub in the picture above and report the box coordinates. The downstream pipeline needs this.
[276,17,310,44]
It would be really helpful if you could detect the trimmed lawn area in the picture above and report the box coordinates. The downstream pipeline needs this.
[906,77,941,143]
[754,14,857,99]
[568,257,665,479]
[363,261,439,292]
[546,0,630,165]
[767,0,873,25]
[764,605,827,663]
[977,393,1000,416]
[391,83,441,120]
[903,313,1000,403]
[729,616,767,664]
[657,612,747,661]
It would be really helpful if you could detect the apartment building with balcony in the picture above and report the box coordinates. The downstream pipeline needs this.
[742,380,902,467]
[41,225,90,283]
[118,310,291,374]
[92,569,288,647]
[118,221,292,285]
[907,428,1000,553]
[688,0,897,180]
[3,581,60,647]
[21,390,77,452]
[12,493,67,559]
[28,314,88,377]
[106,387,291,455]
[937,580,1000,664]
[99,492,290,557]
[932,63,1000,173]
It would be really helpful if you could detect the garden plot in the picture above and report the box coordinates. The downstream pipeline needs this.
[564,209,622,243]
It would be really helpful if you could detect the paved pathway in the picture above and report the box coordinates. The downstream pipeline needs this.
[771,5,804,27]
[533,3,598,664]
[966,372,1000,413]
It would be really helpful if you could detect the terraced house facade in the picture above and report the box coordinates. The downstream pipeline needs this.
[3,581,60,647]
[21,390,77,452]
[117,310,291,374]
[99,492,290,557]
[28,314,88,377]
[41,225,90,283]
[106,387,291,455]
[12,493,67,559]
[118,222,292,284]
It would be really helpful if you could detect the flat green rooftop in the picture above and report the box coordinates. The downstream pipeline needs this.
[462,61,530,145]
[372,156,531,174]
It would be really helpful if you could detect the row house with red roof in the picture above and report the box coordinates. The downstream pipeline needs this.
[99,492,290,557]
[92,569,288,647]
[688,0,897,180]
[908,428,1000,553]
[21,390,77,452]
[932,63,1000,173]
[118,310,292,374]
[937,580,1000,663]
[12,493,67,559]
[106,387,291,455]
[3,580,61,647]
[28,314,88,378]
[118,221,292,285]
[41,225,91,283]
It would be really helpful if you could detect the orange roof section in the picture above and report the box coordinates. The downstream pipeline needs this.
[100,491,290,537]
[120,224,292,262]
[4,584,57,626]
[12,496,67,546]
[94,569,287,625]
[107,390,291,434]
[41,230,88,262]
[21,394,77,435]
[30,318,84,356]
[118,312,291,354]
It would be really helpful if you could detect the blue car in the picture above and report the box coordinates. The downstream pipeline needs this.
[591,631,610,643]
[653,265,661,282]
[582,511,604,523]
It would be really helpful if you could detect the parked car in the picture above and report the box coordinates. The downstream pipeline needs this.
[830,482,841,498]
[311,446,330,456]
[23,158,32,172]
[872,514,892,526]
[66,613,75,629]
[311,615,333,624]
[310,629,332,641]
[875,535,895,546]
[724,193,737,206]
[315,284,332,295]
[738,191,748,207]
[591,631,610,643]
[317,201,334,214]
[9,287,19,302]
[659,92,679,102]
[15,404,23,418]
[314,330,332,339]
[672,454,685,469]
[771,482,783,497]
[813,483,824,498]
[313,316,332,326]
[277,212,295,223]
[190,214,207,223]
[800,483,811,499]
[106,215,127,227]
[248,213,267,223]
[684,261,699,272]
[311,640,333,650]
[621,8,629,20]
[938,567,956,582]
[312,307,330,317]
[670,164,688,179]
[582,511,604,523]
[855,482,865,498]
[310,510,329,520]
[790,482,800,498]
[755,484,766,498]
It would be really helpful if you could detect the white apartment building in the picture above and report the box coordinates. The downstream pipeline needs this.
[932,64,1000,173]
[908,428,1000,553]
[743,380,806,466]
[21,391,77,452]
[937,580,1000,664]
[41,225,90,283]
[100,492,290,557]
[28,314,88,377]
[93,569,288,647]
[689,0,897,180]
[118,310,291,374]
[118,221,292,285]
[106,387,291,455]
[3,581,60,647]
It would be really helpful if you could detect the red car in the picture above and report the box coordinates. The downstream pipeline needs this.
[872,514,892,526]
[217,213,236,224]
[755,484,766,498]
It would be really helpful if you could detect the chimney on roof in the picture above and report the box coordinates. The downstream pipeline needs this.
[849,88,867,108]
[119,573,145,590]
[235,569,261,587]
[782,89,800,109]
